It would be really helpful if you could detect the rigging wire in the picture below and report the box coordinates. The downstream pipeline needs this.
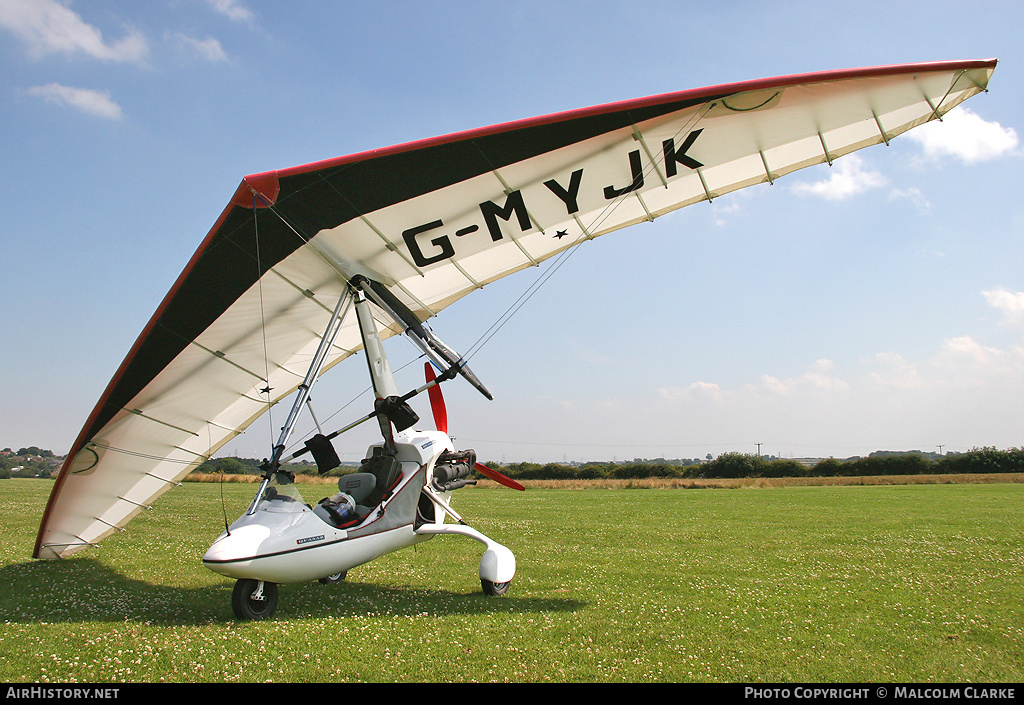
[253,194,276,453]
[245,101,715,454]
[463,100,716,362]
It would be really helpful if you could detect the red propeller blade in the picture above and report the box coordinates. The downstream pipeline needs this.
[475,462,526,491]
[425,362,524,491]
[424,363,447,433]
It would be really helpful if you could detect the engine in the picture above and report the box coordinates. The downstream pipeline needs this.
[431,449,477,492]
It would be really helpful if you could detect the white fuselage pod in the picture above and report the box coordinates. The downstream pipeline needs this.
[202,430,453,584]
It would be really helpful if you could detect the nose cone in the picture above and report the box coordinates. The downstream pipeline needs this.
[202,524,272,576]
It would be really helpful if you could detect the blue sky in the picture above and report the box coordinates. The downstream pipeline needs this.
[1,0,1022,463]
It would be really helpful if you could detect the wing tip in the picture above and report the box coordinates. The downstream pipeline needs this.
[231,172,280,209]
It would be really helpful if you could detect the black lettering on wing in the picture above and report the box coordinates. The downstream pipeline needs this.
[480,190,531,241]
[663,129,704,176]
[604,150,644,199]
[544,169,584,214]
[403,219,454,267]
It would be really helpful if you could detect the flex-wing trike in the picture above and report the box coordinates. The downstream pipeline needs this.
[201,275,524,620]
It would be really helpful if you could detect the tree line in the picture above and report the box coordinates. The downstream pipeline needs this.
[187,446,1024,481]
[0,447,61,479]
[7,446,1023,481]
[493,447,1024,480]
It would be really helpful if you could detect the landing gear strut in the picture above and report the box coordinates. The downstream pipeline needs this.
[232,579,279,620]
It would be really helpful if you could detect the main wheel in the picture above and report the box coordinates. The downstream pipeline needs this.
[231,579,279,620]
[318,571,347,584]
[481,579,511,596]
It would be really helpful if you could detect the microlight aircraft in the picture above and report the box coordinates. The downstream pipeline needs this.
[35,59,997,619]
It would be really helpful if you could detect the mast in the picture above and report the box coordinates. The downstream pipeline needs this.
[247,290,352,514]
[352,283,402,451]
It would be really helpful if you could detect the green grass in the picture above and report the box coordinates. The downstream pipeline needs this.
[1,479,1021,682]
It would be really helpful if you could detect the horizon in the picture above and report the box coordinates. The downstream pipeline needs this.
[2,442,981,466]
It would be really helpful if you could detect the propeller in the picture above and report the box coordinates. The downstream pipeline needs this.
[424,362,448,434]
[424,362,525,491]
[473,460,526,492]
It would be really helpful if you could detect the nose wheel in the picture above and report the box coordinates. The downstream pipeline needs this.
[232,579,279,620]
[482,579,511,596]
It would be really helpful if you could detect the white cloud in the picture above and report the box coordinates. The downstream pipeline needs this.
[206,0,255,24]
[888,186,932,214]
[0,0,147,63]
[785,109,1017,209]
[750,359,849,396]
[25,83,122,120]
[904,107,1019,164]
[930,335,1024,385]
[866,296,1024,394]
[659,360,847,406]
[789,153,888,201]
[711,199,741,227]
[867,288,1024,392]
[170,33,229,62]
[982,288,1024,329]
[866,351,922,390]
[658,381,723,404]
[648,311,1024,455]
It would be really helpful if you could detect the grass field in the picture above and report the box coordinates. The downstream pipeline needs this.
[1,478,1021,683]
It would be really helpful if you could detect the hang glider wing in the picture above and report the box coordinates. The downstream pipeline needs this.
[35,59,997,559]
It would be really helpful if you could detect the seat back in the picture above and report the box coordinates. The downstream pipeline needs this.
[358,454,403,511]
[337,473,376,505]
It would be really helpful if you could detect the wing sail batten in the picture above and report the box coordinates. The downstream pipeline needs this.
[35,59,996,559]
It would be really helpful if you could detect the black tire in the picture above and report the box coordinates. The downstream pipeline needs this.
[318,571,347,584]
[231,579,279,620]
[481,579,511,596]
